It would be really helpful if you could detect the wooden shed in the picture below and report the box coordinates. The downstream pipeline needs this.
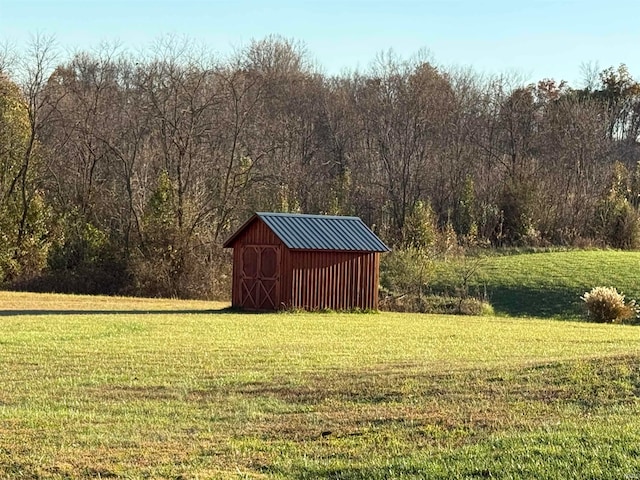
[223,212,390,311]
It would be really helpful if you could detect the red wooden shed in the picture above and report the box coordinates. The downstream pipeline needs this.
[223,212,390,311]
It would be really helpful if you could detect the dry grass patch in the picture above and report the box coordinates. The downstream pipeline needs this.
[0,290,227,312]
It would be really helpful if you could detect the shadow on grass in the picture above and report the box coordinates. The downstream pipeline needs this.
[486,285,584,318]
[0,306,250,317]
[0,289,585,319]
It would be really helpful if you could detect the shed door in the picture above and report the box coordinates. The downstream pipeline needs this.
[240,245,280,310]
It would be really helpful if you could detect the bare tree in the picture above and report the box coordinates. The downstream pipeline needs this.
[348,53,455,243]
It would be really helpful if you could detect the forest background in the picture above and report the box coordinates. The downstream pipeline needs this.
[1,35,639,299]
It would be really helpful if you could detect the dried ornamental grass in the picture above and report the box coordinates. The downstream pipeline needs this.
[580,286,636,323]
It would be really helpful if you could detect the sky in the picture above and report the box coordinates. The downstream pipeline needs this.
[1,0,639,86]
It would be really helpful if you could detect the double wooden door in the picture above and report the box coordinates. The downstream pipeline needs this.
[239,245,280,310]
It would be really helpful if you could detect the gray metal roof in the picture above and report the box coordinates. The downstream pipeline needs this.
[224,212,390,252]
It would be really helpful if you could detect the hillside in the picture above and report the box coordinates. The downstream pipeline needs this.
[430,250,640,318]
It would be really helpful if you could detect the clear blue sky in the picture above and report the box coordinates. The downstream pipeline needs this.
[1,0,639,86]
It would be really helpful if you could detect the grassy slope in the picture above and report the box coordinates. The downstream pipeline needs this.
[1,292,640,478]
[430,250,640,318]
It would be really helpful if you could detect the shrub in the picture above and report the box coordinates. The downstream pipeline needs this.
[593,195,640,249]
[580,286,637,324]
[495,178,537,246]
[379,292,493,316]
[380,247,433,299]
[402,201,438,249]
[592,162,640,249]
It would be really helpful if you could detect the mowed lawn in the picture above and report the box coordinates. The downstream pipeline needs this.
[1,292,640,478]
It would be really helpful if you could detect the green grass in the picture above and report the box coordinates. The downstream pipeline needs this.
[430,250,640,318]
[1,291,640,478]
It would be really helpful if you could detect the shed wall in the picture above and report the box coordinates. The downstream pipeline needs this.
[289,251,380,310]
[231,219,287,308]
[231,218,281,246]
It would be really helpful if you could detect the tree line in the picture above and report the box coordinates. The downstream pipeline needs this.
[1,35,639,298]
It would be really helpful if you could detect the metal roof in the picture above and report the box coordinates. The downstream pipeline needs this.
[224,212,390,252]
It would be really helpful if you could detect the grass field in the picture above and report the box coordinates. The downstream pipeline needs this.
[430,250,640,318]
[1,290,640,478]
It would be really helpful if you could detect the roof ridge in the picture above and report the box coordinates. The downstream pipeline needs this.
[256,212,360,220]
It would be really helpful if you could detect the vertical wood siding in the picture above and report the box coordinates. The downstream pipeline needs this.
[289,251,380,310]
[232,219,281,246]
